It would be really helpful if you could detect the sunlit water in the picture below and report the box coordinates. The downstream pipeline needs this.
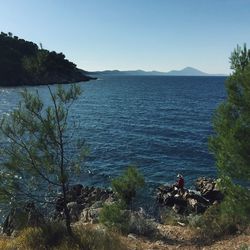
[0,76,226,211]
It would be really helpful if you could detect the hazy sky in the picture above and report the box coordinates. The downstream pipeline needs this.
[1,0,250,74]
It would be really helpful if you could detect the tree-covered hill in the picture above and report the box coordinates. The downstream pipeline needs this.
[0,32,94,86]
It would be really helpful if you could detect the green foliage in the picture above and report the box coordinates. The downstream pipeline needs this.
[209,44,250,182]
[193,179,250,239]
[99,202,128,233]
[207,44,250,239]
[161,209,184,226]
[230,43,250,71]
[99,201,157,237]
[196,188,250,240]
[0,85,85,234]
[111,166,145,206]
[240,244,250,250]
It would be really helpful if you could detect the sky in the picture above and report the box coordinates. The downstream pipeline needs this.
[0,0,250,74]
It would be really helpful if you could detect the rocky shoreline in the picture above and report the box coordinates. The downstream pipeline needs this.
[2,177,223,236]
[156,177,224,214]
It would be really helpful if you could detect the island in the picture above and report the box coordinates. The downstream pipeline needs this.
[88,67,227,77]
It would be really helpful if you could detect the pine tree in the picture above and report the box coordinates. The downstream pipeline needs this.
[0,84,86,235]
[209,44,250,182]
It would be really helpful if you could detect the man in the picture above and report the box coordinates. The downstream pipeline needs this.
[175,174,184,190]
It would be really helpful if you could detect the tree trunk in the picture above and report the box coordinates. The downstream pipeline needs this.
[64,203,73,236]
[62,183,73,236]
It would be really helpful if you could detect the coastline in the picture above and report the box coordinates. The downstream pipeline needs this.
[0,75,97,88]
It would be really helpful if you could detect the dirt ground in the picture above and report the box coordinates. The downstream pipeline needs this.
[124,224,250,250]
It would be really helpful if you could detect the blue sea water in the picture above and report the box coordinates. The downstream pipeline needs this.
[0,76,226,209]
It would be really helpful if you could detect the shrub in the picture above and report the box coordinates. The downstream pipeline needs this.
[160,208,188,226]
[186,214,202,228]
[99,202,128,233]
[75,224,127,250]
[6,227,46,250]
[111,166,145,206]
[0,236,10,250]
[195,184,250,240]
[1,223,127,250]
[100,201,157,237]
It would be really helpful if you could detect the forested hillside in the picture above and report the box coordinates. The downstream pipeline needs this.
[0,32,93,86]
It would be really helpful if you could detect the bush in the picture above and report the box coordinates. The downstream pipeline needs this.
[186,214,202,228]
[2,227,46,250]
[75,224,127,250]
[160,208,189,226]
[195,185,250,240]
[0,236,11,250]
[100,201,157,237]
[99,202,128,233]
[1,223,127,250]
[111,166,145,206]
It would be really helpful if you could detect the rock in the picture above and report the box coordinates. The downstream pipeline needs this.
[54,185,115,221]
[91,201,103,209]
[80,207,102,224]
[67,202,80,222]
[125,209,157,236]
[25,202,45,227]
[195,177,223,203]
[71,184,83,196]
[203,190,224,203]
[156,177,223,215]
[128,233,137,240]
[177,221,185,227]
[3,202,45,236]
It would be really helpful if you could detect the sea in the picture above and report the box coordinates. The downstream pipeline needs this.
[0,75,227,211]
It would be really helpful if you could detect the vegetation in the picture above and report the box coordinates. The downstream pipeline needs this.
[0,84,86,235]
[195,179,250,240]
[111,166,145,206]
[0,223,127,250]
[100,166,154,236]
[209,43,250,182]
[99,201,128,233]
[203,44,250,238]
[0,32,92,86]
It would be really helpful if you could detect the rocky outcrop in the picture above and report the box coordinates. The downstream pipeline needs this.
[195,177,224,203]
[156,178,223,214]
[2,202,45,236]
[55,185,115,222]
[124,208,157,236]
[81,205,102,224]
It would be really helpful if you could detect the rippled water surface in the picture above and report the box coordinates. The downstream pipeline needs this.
[0,76,226,208]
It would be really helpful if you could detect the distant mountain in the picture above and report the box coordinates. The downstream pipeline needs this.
[165,67,208,76]
[88,67,226,77]
[88,69,165,76]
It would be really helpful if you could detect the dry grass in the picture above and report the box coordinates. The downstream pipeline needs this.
[120,224,250,250]
[1,223,249,250]
[0,223,127,250]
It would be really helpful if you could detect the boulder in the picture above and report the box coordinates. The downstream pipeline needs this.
[124,209,157,236]
[2,202,45,236]
[156,177,223,215]
[67,202,81,222]
[54,185,115,222]
[195,177,223,203]
[80,207,102,224]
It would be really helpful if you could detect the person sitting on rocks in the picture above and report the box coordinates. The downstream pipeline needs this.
[174,174,184,191]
